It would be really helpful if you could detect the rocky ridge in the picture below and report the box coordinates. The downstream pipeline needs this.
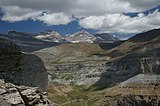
[34,30,66,43]
[65,30,96,43]
[1,31,59,52]
[34,30,119,44]
[0,30,119,53]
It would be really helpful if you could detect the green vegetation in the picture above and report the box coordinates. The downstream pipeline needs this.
[61,74,74,80]
[48,84,100,106]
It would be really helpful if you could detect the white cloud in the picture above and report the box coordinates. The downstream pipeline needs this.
[1,6,42,22]
[0,5,72,25]
[79,10,160,34]
[0,0,159,18]
[0,0,159,33]
[35,13,72,26]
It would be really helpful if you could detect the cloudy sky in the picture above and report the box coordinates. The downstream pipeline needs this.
[0,0,160,38]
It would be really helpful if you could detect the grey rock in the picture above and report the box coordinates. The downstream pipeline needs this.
[94,52,160,89]
[0,37,48,91]
[0,79,54,106]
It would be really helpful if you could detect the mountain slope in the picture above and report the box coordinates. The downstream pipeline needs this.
[93,28,160,90]
[33,43,109,86]
[34,42,104,63]
[107,28,160,57]
[94,33,119,43]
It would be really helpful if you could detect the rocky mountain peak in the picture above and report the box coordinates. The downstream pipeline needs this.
[35,30,65,43]
[66,30,95,43]
[72,30,94,37]
[40,30,60,36]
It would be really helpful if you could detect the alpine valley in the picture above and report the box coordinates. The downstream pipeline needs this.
[0,28,159,106]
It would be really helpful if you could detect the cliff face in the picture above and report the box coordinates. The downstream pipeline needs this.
[94,52,160,89]
[0,37,48,91]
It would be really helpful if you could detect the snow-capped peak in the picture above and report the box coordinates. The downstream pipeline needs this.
[65,30,96,43]
[34,30,66,43]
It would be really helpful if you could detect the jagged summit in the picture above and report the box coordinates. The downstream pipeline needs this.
[66,30,96,43]
[34,30,65,43]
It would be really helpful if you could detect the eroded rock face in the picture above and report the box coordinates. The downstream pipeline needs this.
[94,52,160,89]
[0,79,54,106]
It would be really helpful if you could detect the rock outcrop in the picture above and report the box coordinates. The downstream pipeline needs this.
[0,79,54,106]
[0,37,48,91]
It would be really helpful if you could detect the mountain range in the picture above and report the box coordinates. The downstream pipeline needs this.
[34,30,119,43]
[0,28,159,106]
[0,30,119,52]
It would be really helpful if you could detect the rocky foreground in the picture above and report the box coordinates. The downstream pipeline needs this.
[0,79,54,106]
